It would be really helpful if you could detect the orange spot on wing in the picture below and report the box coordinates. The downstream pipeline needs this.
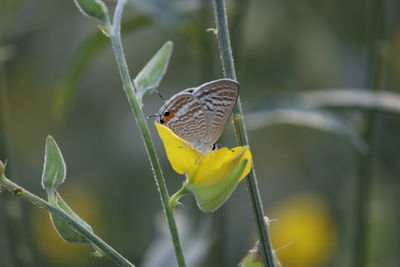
[164,110,175,123]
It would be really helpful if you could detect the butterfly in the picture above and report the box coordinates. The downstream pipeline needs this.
[156,79,239,153]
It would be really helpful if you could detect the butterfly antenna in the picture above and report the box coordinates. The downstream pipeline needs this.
[156,90,167,102]
[146,113,158,119]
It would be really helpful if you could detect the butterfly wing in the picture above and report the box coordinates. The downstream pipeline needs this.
[157,92,208,145]
[193,78,239,147]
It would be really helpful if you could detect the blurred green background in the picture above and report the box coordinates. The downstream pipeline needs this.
[1,0,400,266]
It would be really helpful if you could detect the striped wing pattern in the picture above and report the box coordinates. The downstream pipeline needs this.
[193,79,239,147]
[159,93,207,145]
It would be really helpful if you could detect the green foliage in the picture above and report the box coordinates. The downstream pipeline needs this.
[49,192,93,243]
[41,136,66,194]
[40,137,95,246]
[134,41,173,103]
[74,0,109,23]
[0,160,5,179]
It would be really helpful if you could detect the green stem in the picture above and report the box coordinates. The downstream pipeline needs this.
[0,174,134,267]
[353,0,390,266]
[169,184,189,211]
[109,1,186,266]
[211,0,276,266]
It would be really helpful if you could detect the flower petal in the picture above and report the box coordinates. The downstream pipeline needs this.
[155,123,199,174]
[191,146,252,185]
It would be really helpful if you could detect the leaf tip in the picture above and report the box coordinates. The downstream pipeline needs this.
[0,160,5,179]
[41,135,67,193]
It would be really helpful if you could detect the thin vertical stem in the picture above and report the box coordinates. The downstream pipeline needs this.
[353,0,390,266]
[211,0,276,266]
[109,1,186,266]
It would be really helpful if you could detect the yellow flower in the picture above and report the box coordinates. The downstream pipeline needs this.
[155,123,252,212]
[270,194,336,267]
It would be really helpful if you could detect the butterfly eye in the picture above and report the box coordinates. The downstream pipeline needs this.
[160,118,165,124]
[164,111,170,117]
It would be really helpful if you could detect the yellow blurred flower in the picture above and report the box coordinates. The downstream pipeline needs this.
[155,123,252,212]
[31,183,104,265]
[270,194,336,267]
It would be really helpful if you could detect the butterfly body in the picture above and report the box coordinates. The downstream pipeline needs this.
[156,79,239,153]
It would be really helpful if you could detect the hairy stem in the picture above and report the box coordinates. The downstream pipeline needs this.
[0,175,134,267]
[211,0,276,266]
[108,1,186,266]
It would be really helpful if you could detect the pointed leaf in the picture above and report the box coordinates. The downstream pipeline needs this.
[0,160,5,179]
[134,41,173,102]
[41,136,66,193]
[74,0,109,23]
[49,192,93,243]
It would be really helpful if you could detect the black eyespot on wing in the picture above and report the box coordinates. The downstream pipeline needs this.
[164,111,170,116]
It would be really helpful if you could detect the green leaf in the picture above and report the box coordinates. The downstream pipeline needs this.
[74,0,109,23]
[134,41,173,102]
[53,16,152,121]
[187,159,248,212]
[49,192,93,243]
[0,160,5,179]
[41,136,66,194]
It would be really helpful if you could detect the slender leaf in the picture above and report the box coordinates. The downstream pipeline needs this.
[49,192,93,243]
[0,160,4,178]
[74,0,109,22]
[41,136,66,193]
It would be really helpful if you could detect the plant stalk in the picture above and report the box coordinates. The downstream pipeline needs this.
[212,0,276,266]
[353,0,390,266]
[0,175,134,267]
[109,1,186,266]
